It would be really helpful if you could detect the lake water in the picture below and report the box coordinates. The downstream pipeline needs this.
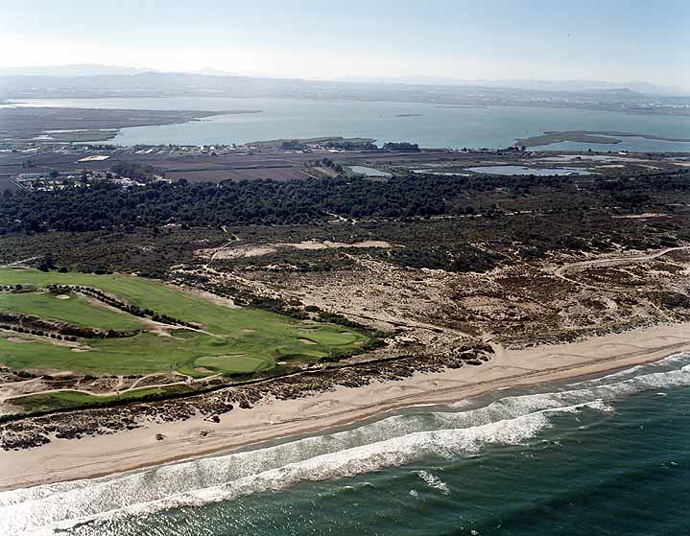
[465,165,593,176]
[348,165,393,177]
[10,97,690,151]
[3,352,690,535]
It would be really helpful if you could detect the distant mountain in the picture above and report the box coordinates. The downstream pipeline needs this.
[588,88,643,96]
[474,79,684,96]
[336,76,685,96]
[1,68,687,115]
[1,65,684,96]
[0,64,152,77]
[190,68,239,77]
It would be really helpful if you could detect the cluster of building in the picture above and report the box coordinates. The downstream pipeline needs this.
[12,170,146,192]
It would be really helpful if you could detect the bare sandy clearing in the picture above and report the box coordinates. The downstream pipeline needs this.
[292,240,393,250]
[203,246,277,260]
[611,213,668,219]
[177,285,239,308]
[198,240,395,260]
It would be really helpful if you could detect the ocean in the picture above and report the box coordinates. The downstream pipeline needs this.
[2,352,690,535]
[9,97,690,152]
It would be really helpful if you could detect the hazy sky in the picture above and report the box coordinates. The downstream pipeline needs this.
[1,0,688,88]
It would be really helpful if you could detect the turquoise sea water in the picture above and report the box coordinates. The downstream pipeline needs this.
[2,352,690,535]
[10,97,690,151]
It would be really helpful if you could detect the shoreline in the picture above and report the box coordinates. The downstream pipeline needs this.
[2,321,690,492]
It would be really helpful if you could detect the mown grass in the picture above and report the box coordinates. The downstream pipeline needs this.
[0,268,369,376]
[0,292,146,331]
[194,354,269,373]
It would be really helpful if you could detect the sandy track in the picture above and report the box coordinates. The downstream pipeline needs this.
[553,246,690,285]
[0,256,42,268]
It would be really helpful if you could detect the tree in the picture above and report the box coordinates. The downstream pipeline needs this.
[37,253,57,272]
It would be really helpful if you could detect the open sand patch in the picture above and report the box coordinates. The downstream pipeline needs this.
[197,240,395,260]
[299,338,317,345]
[7,337,31,343]
[55,295,70,300]
[612,213,668,220]
[292,240,392,250]
[178,285,239,309]
[198,246,277,260]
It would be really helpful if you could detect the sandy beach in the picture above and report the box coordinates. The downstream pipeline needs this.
[1,321,689,492]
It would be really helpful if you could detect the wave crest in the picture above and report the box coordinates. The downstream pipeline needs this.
[2,352,689,535]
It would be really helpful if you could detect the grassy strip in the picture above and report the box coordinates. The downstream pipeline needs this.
[7,385,194,413]
[0,291,146,331]
[2,354,403,418]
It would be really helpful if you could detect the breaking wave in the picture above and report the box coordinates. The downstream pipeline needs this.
[2,352,689,535]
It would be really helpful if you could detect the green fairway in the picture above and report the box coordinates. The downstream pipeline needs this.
[195,354,269,373]
[0,268,368,376]
[0,292,146,331]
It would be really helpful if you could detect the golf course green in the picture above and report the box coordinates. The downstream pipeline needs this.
[0,268,368,377]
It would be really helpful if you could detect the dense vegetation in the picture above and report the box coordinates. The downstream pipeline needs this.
[110,162,161,182]
[2,170,689,233]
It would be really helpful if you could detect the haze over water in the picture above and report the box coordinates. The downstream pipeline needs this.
[12,97,690,151]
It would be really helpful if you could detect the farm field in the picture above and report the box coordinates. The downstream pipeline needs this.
[0,268,368,377]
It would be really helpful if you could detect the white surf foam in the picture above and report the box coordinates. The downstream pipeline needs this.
[416,471,450,495]
[2,353,689,535]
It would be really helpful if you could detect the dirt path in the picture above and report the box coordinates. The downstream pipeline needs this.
[6,372,221,402]
[205,234,242,269]
[0,256,42,269]
[126,373,167,391]
[552,246,690,289]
